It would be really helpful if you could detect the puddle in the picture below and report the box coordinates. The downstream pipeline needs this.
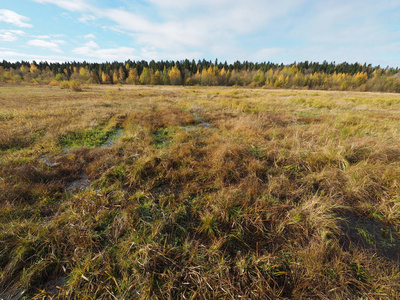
[40,157,59,167]
[39,156,92,193]
[65,173,91,193]
[102,128,124,148]
[0,291,22,300]
[193,113,211,128]
[181,111,213,131]
[59,128,124,193]
[340,212,400,263]
[43,276,66,296]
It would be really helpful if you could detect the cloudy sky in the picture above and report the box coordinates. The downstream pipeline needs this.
[0,0,400,66]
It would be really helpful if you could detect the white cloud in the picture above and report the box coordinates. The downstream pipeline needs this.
[34,0,89,12]
[27,39,65,53]
[0,9,32,28]
[29,0,305,57]
[102,10,154,33]
[72,41,137,61]
[83,33,96,40]
[33,34,65,39]
[34,35,51,39]
[93,0,307,62]
[144,0,303,33]
[25,0,306,61]
[251,48,285,62]
[277,0,400,66]
[79,15,96,23]
[52,39,66,45]
[22,0,400,65]
[74,40,98,53]
[0,30,25,42]
[0,50,66,62]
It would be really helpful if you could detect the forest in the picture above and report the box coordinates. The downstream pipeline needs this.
[1,59,400,93]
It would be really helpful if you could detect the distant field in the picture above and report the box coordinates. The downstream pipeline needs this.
[2,85,400,299]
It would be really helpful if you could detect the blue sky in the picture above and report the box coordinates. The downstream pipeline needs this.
[0,0,400,66]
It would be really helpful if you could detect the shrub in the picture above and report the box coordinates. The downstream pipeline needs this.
[69,80,83,92]
[60,81,70,89]
[55,73,64,81]
[48,80,59,86]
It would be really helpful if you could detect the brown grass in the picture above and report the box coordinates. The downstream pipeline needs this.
[1,85,400,299]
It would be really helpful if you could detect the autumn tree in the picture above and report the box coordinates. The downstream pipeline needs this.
[101,71,111,84]
[151,70,161,85]
[169,66,182,85]
[112,70,119,84]
[29,63,39,78]
[217,68,227,85]
[1,59,400,92]
[251,70,266,86]
[139,67,151,85]
[162,66,170,85]
[118,66,126,83]
[127,68,139,84]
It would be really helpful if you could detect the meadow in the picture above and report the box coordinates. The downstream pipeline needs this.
[1,85,400,299]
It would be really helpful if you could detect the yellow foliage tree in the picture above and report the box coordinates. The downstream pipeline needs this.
[29,64,38,74]
[151,70,161,85]
[139,68,151,85]
[127,68,139,84]
[169,66,182,85]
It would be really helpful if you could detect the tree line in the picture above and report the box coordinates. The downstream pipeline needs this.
[1,59,400,92]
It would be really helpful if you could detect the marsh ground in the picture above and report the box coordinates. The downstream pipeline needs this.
[1,85,400,299]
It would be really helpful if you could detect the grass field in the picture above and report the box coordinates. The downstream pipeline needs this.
[2,85,400,299]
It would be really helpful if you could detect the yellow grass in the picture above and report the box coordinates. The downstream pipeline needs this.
[1,85,400,299]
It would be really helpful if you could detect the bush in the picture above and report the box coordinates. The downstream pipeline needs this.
[69,80,83,92]
[60,81,70,89]
[48,80,59,86]
[55,73,64,81]
[59,80,83,91]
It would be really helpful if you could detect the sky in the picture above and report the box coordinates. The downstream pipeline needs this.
[0,0,400,66]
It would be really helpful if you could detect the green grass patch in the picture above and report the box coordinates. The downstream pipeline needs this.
[58,127,119,149]
[153,127,173,148]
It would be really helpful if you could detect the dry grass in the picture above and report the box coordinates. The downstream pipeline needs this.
[1,85,400,299]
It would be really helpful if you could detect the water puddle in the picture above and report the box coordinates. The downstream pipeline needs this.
[41,276,66,298]
[40,157,59,167]
[59,128,124,193]
[193,113,211,128]
[0,291,23,300]
[102,128,124,148]
[182,111,214,131]
[65,173,91,193]
[39,156,92,193]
